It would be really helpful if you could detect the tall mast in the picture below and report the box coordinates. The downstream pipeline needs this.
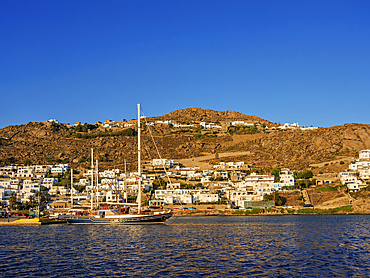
[95,159,99,208]
[124,159,127,203]
[71,168,73,208]
[137,103,141,214]
[91,148,94,210]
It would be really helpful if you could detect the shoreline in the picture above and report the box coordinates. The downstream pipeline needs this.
[172,212,360,217]
[170,205,358,217]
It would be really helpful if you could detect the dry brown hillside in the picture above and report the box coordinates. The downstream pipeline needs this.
[0,109,369,173]
[152,108,273,125]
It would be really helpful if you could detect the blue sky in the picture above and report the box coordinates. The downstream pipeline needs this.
[1,0,369,128]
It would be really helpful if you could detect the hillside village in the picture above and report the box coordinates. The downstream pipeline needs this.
[1,149,370,216]
[1,108,370,216]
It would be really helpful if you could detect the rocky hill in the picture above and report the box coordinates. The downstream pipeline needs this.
[0,109,369,174]
[152,108,272,124]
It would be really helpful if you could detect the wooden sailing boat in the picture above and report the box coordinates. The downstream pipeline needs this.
[61,104,173,224]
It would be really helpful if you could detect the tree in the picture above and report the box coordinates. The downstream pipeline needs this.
[296,170,313,179]
[263,192,286,206]
[271,167,281,182]
[23,159,32,166]
[27,195,36,209]
[8,192,17,209]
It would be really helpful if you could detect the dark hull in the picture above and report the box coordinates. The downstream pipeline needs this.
[60,212,173,225]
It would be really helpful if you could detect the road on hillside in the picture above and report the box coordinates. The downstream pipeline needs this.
[178,151,252,170]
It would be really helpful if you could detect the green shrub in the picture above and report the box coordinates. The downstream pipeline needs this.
[244,208,264,215]
[266,208,276,213]
[296,170,313,179]
[317,186,338,192]
[232,210,245,215]
[299,208,315,214]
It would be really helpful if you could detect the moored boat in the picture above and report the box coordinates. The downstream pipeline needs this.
[60,208,173,224]
[63,104,174,225]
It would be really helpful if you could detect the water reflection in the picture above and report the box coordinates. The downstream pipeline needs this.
[1,215,370,277]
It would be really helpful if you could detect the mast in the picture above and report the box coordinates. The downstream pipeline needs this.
[95,159,99,208]
[91,148,94,210]
[137,103,142,214]
[71,168,73,208]
[124,159,127,203]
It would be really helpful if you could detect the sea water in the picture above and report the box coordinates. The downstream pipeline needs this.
[1,215,370,277]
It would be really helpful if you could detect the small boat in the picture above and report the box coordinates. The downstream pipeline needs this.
[63,104,173,225]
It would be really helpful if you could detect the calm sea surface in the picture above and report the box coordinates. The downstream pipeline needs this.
[1,215,370,277]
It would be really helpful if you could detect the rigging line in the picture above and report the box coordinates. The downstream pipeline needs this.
[96,162,126,204]
[141,139,156,202]
[140,107,173,186]
[140,106,184,207]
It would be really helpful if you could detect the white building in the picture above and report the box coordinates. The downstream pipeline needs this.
[228,189,263,207]
[349,161,370,171]
[279,169,295,186]
[152,159,175,167]
[16,167,35,178]
[245,173,275,185]
[41,178,58,188]
[51,164,70,174]
[154,189,218,204]
[359,169,370,181]
[359,150,370,160]
[231,121,255,126]
[0,180,12,189]
[200,122,222,129]
[340,172,357,185]
[34,165,51,173]
[105,190,127,203]
[278,123,299,130]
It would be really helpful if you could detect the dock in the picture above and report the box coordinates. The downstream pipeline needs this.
[0,218,67,226]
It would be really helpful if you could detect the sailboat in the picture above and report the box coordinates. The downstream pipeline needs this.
[61,104,173,224]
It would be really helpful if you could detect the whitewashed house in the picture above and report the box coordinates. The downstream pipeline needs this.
[340,172,357,185]
[245,173,274,186]
[359,150,370,160]
[41,178,58,188]
[51,164,69,174]
[279,169,295,186]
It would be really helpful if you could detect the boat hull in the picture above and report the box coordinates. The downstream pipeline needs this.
[60,212,173,225]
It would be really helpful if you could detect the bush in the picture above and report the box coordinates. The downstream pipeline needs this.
[296,170,313,179]
[244,208,264,215]
[299,208,315,214]
[232,210,245,215]
[317,186,339,192]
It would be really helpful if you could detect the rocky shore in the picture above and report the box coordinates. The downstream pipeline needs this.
[169,204,366,217]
